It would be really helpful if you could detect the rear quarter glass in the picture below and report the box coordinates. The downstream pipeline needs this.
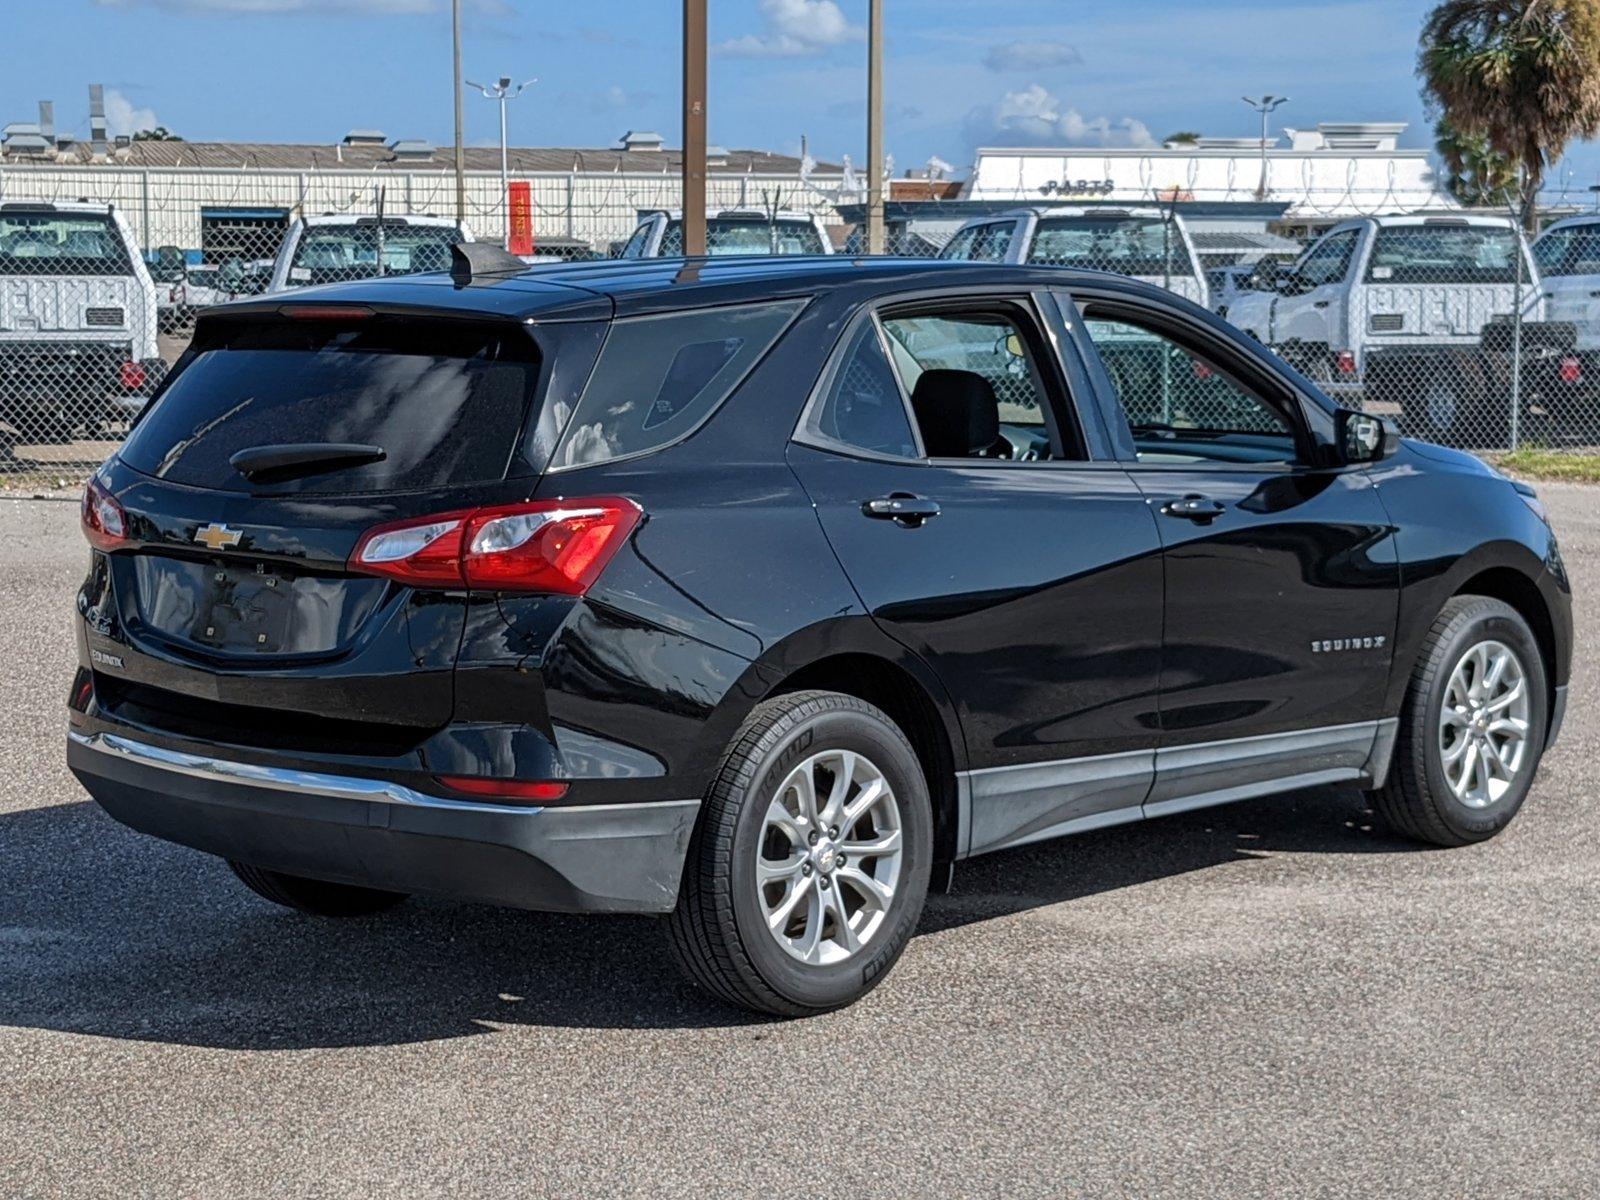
[118,315,543,495]
[548,299,804,470]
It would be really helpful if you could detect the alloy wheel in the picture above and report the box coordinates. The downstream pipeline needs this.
[1439,638,1532,808]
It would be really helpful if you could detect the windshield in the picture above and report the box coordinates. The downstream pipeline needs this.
[287,222,461,286]
[0,212,133,277]
[120,316,540,495]
[660,218,826,256]
[1366,225,1522,284]
[1028,217,1194,276]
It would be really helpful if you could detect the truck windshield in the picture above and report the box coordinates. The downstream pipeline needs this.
[1028,217,1193,276]
[661,219,825,256]
[288,223,461,286]
[0,211,132,277]
[1366,226,1521,284]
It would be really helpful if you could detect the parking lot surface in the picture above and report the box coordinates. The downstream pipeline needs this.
[2,488,1597,1198]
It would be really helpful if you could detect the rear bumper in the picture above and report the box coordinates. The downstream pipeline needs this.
[68,729,698,914]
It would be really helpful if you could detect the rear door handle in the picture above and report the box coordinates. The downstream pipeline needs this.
[1162,494,1227,523]
[1313,300,1330,309]
[863,494,941,526]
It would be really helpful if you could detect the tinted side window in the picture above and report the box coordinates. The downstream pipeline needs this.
[805,322,918,458]
[970,223,1015,262]
[550,300,804,469]
[938,226,980,260]
[1082,314,1296,464]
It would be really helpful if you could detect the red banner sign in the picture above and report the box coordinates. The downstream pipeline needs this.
[506,181,533,256]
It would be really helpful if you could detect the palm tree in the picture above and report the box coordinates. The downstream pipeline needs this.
[1419,0,1600,230]
[1434,116,1519,206]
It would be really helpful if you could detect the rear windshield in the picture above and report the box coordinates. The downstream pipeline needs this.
[0,211,133,277]
[119,316,541,495]
[1028,217,1194,277]
[1365,225,1522,284]
[660,219,826,256]
[288,222,460,286]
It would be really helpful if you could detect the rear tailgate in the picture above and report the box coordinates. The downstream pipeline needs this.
[1356,282,1529,346]
[84,305,598,748]
[0,275,137,341]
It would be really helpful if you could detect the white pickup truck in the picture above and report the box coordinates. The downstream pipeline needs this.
[1224,214,1540,443]
[619,209,834,258]
[938,206,1210,306]
[266,214,470,293]
[0,201,165,440]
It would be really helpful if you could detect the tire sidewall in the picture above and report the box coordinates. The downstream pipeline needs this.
[1418,604,1548,841]
[727,706,932,1011]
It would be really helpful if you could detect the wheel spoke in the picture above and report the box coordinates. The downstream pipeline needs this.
[796,888,826,962]
[839,776,886,836]
[1443,735,1473,766]
[819,751,857,828]
[1441,706,1471,729]
[840,827,902,858]
[764,798,806,848]
[789,766,820,827]
[1483,650,1511,695]
[766,873,814,932]
[758,853,806,884]
[837,865,893,912]
[1485,684,1525,714]
[1488,716,1528,740]
[824,886,859,955]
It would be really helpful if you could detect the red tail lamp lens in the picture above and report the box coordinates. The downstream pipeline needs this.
[119,360,146,390]
[1335,349,1357,376]
[350,498,642,595]
[1560,355,1583,385]
[436,776,570,804]
[81,478,128,552]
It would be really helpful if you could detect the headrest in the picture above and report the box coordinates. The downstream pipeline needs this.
[910,368,1000,458]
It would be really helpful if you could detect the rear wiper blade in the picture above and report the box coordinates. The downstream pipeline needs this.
[229,442,386,484]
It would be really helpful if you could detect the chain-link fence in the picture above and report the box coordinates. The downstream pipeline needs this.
[1,160,1594,491]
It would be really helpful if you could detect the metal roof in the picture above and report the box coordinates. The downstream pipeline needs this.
[2,140,841,176]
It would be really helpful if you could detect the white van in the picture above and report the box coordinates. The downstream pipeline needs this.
[939,207,1210,307]
[0,201,164,439]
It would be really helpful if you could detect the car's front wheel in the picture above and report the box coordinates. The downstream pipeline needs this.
[666,690,932,1016]
[1373,596,1548,846]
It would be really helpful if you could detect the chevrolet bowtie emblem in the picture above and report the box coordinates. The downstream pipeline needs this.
[194,523,243,551]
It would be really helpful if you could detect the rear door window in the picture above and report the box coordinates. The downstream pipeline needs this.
[0,210,132,276]
[119,316,541,494]
[1365,225,1521,284]
[803,321,919,458]
[549,300,804,469]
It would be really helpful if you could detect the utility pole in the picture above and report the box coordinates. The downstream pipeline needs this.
[866,0,885,254]
[1242,94,1288,201]
[682,0,708,256]
[452,0,465,232]
[467,76,535,246]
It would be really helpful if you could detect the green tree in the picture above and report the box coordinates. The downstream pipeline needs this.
[1163,131,1202,145]
[1434,116,1520,205]
[1419,0,1600,230]
[131,126,183,142]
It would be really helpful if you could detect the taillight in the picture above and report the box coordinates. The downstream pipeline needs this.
[1191,358,1213,380]
[435,775,570,804]
[1335,349,1357,376]
[349,497,642,594]
[81,477,128,552]
[1560,355,1583,385]
[119,360,146,391]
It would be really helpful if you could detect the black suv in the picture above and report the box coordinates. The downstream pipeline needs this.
[69,252,1572,1016]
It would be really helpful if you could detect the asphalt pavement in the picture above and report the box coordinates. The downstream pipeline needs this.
[2,486,1597,1198]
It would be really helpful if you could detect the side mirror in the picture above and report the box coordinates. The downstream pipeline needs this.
[1337,408,1400,464]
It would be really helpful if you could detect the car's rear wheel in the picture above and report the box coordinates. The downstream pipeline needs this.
[1372,596,1548,847]
[228,860,410,917]
[665,690,932,1016]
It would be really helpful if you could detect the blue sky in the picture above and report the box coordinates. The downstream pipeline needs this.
[7,0,1600,197]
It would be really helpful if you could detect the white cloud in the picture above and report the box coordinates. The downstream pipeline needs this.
[104,89,160,138]
[715,0,863,59]
[964,84,1156,149]
[983,41,1081,72]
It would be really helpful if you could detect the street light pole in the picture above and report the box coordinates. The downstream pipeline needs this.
[467,75,535,246]
[1242,94,1288,201]
[866,0,884,254]
[682,0,708,256]
[452,0,465,232]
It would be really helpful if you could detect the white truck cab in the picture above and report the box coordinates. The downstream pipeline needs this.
[267,214,471,293]
[938,206,1210,307]
[0,200,164,438]
[1225,214,1540,443]
[619,209,834,258]
[1532,216,1600,352]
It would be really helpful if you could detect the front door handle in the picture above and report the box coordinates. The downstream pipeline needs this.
[1313,300,1330,309]
[863,494,941,527]
[1162,494,1227,523]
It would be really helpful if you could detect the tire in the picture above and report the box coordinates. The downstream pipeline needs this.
[227,860,410,917]
[1401,354,1493,448]
[1372,596,1548,847]
[665,690,933,1017]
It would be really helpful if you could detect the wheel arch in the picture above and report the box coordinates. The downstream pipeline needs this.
[1453,564,1559,721]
